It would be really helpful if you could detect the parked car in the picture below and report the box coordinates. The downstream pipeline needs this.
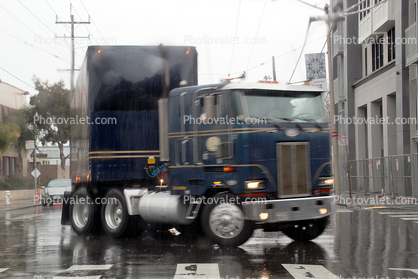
[41,179,71,206]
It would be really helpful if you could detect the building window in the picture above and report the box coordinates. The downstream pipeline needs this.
[388,27,395,62]
[372,36,384,71]
[5,157,9,176]
[11,157,14,175]
[365,47,368,76]
[359,0,371,21]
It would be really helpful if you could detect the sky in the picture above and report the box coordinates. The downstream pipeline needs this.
[0,0,329,97]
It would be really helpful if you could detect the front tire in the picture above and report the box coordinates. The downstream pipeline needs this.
[282,216,329,242]
[201,193,254,247]
[69,187,101,236]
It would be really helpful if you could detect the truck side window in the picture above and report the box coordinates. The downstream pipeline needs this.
[231,90,244,120]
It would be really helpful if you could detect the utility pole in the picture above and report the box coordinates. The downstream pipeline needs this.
[272,56,277,82]
[310,4,344,196]
[56,4,90,94]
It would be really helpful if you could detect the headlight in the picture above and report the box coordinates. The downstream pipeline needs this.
[318,177,334,186]
[245,180,265,190]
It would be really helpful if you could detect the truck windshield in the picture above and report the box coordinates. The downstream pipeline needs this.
[238,89,327,123]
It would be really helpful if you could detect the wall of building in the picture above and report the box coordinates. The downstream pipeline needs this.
[0,80,28,179]
[331,0,417,196]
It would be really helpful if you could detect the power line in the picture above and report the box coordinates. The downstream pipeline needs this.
[56,4,90,94]
[339,0,388,17]
[15,0,71,59]
[80,0,108,45]
[0,67,68,100]
[245,0,268,71]
[17,0,56,35]
[0,30,72,64]
[0,4,38,37]
[342,0,366,14]
[0,67,36,90]
[294,0,323,11]
[231,34,326,76]
[228,0,242,75]
[44,0,85,60]
[68,0,98,45]
[288,20,311,83]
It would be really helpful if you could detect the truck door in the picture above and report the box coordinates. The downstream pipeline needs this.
[192,91,234,165]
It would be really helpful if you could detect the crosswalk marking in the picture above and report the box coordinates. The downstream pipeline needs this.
[53,276,101,279]
[282,264,336,279]
[174,264,220,279]
[378,211,418,215]
[66,265,113,271]
[0,268,8,273]
[389,268,418,275]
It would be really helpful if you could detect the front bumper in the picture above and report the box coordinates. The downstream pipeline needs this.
[242,195,334,223]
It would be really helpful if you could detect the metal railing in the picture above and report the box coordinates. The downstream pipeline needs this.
[341,154,417,197]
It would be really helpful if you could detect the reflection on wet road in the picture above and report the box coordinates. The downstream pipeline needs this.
[0,206,418,278]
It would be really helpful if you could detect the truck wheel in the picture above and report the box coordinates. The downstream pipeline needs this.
[201,193,254,247]
[282,216,329,242]
[101,189,142,238]
[70,187,101,236]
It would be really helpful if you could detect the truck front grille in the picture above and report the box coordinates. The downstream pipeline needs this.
[276,142,311,198]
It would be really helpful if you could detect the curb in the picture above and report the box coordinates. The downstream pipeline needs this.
[0,203,42,212]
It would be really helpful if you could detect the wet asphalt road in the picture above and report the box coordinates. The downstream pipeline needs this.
[1,206,418,279]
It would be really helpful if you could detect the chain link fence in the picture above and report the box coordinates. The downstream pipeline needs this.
[341,154,417,197]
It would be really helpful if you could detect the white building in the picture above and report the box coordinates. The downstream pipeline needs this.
[331,0,416,197]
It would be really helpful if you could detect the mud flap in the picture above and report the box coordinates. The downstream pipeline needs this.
[61,191,72,225]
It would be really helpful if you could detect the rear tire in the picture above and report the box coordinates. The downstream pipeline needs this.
[201,193,254,247]
[282,216,329,242]
[101,189,144,238]
[69,187,102,236]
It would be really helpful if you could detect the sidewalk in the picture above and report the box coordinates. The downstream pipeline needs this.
[336,192,418,211]
[0,199,41,212]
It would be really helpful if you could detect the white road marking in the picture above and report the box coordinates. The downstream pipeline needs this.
[54,276,101,279]
[9,214,43,220]
[174,263,220,279]
[400,218,418,220]
[66,265,113,271]
[389,215,418,218]
[282,264,336,279]
[389,268,418,275]
[0,268,8,273]
[378,211,418,215]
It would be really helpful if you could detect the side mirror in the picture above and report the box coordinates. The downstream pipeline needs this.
[41,186,46,189]
[216,141,229,159]
[203,95,216,120]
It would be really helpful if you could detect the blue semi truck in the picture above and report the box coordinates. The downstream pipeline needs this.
[61,45,334,246]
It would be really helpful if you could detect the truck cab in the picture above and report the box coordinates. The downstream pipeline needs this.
[160,82,334,245]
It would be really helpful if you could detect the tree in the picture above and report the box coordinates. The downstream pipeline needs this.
[0,122,20,179]
[30,78,70,172]
[6,108,38,172]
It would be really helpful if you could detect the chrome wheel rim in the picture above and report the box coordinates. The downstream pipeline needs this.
[73,202,88,228]
[105,199,123,230]
[209,203,244,239]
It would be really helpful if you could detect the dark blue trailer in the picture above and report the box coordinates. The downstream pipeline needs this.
[62,46,334,246]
